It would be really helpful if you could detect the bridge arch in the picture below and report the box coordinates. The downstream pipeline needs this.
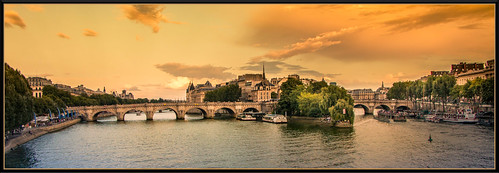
[375,105,391,111]
[396,106,410,112]
[354,104,369,114]
[243,107,260,113]
[92,110,117,120]
[186,107,208,118]
[214,107,237,118]
[153,107,180,120]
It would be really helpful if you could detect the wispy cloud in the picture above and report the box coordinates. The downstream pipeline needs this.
[83,29,98,36]
[251,27,357,62]
[156,63,235,80]
[124,85,141,91]
[120,5,181,33]
[4,10,26,29]
[241,60,340,79]
[458,23,484,30]
[384,5,494,32]
[57,33,70,39]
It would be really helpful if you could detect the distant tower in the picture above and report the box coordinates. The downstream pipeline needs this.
[262,62,266,80]
[382,81,384,88]
[103,87,106,93]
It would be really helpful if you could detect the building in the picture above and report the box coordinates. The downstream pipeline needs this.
[349,89,375,100]
[450,62,485,75]
[374,82,390,100]
[27,77,53,98]
[113,90,134,100]
[54,83,79,96]
[451,60,494,85]
[186,81,216,102]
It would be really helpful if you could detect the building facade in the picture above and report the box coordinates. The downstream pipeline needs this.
[452,60,494,85]
[27,77,53,98]
[186,81,215,102]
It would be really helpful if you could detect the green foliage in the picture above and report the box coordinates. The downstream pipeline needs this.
[276,78,303,115]
[482,77,494,104]
[387,81,409,100]
[297,92,322,117]
[280,78,353,117]
[203,84,242,102]
[271,92,278,99]
[5,63,35,131]
[328,99,354,124]
[307,81,328,93]
[432,74,456,110]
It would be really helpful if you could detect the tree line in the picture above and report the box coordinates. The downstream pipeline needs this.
[387,74,494,111]
[276,79,355,124]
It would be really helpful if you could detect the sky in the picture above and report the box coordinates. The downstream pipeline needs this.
[4,4,495,99]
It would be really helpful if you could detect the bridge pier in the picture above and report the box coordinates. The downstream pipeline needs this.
[146,111,154,120]
[117,112,125,121]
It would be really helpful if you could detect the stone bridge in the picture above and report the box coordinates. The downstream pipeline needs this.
[67,102,276,121]
[353,99,413,114]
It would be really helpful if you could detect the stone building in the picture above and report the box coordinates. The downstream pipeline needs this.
[27,77,53,98]
[349,89,375,100]
[375,82,390,100]
[186,81,215,102]
[454,60,494,85]
[112,90,134,100]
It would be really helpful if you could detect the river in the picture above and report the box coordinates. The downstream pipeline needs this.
[4,111,494,169]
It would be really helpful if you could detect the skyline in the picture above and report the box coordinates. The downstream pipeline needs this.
[4,4,495,99]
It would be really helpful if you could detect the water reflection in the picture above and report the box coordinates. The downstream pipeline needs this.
[4,145,37,168]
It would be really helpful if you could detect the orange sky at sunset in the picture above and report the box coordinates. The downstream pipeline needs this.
[4,4,495,99]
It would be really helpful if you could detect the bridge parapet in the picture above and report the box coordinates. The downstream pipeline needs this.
[67,102,275,121]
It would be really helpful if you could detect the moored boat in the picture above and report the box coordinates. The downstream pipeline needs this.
[441,108,478,124]
[262,114,287,124]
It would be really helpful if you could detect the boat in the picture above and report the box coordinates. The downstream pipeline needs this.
[393,116,407,122]
[262,114,287,124]
[476,111,494,127]
[441,108,478,124]
[237,113,256,121]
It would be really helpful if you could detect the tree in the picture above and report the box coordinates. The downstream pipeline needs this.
[297,92,322,117]
[328,99,355,125]
[307,81,328,94]
[271,92,278,99]
[432,75,456,111]
[203,84,241,102]
[318,85,353,116]
[387,81,409,100]
[424,76,437,110]
[5,63,35,131]
[482,77,494,104]
[276,78,303,115]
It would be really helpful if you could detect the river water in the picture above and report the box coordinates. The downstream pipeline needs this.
[5,111,495,169]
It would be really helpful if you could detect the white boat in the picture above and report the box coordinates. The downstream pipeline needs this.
[262,114,287,124]
[236,113,256,121]
[442,109,478,124]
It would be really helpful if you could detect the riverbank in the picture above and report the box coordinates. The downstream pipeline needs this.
[4,118,81,152]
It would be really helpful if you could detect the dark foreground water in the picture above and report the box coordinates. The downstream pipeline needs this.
[5,112,495,169]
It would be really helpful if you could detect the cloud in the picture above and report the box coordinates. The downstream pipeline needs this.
[251,27,357,62]
[24,5,44,12]
[124,84,141,91]
[298,70,341,79]
[162,77,190,89]
[240,60,339,79]
[4,10,26,29]
[240,61,304,74]
[155,63,235,80]
[120,5,181,33]
[83,29,98,36]
[458,23,483,30]
[136,35,142,41]
[57,33,70,39]
[384,5,494,32]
